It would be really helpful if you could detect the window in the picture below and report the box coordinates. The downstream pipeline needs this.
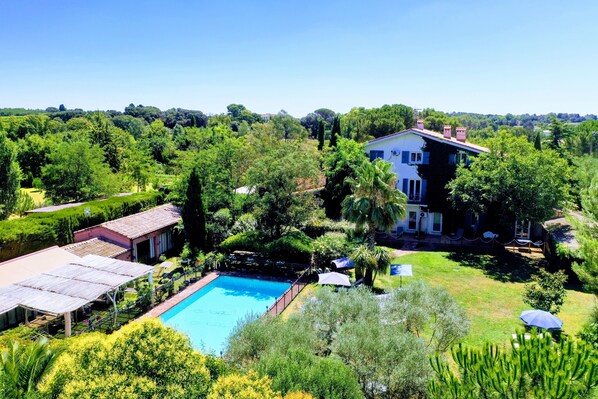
[515,220,531,239]
[369,150,384,161]
[408,179,421,201]
[410,152,423,164]
[456,152,468,165]
[432,213,442,232]
[408,211,417,230]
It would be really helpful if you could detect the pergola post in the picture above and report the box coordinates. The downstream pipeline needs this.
[64,311,72,337]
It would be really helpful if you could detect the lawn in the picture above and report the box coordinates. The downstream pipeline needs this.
[284,250,595,347]
[21,187,46,205]
[376,251,594,346]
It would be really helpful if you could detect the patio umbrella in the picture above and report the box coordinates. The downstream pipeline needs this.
[520,309,563,330]
[332,257,355,269]
[317,272,351,287]
[390,264,413,288]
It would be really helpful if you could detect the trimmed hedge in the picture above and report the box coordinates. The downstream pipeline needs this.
[220,231,313,263]
[0,191,163,262]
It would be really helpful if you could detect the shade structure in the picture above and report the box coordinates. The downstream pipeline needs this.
[317,272,351,287]
[390,264,413,277]
[332,257,354,269]
[390,264,413,288]
[520,309,563,330]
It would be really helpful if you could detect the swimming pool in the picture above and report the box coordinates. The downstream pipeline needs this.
[160,276,290,354]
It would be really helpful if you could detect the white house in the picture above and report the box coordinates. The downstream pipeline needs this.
[364,120,489,236]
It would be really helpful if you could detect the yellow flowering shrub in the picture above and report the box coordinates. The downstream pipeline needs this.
[284,392,315,399]
[208,371,280,399]
[38,319,211,399]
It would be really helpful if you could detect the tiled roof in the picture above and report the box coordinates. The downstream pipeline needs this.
[100,204,181,239]
[367,128,490,153]
[63,238,129,258]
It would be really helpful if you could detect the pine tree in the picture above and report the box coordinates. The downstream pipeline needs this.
[534,131,542,150]
[181,168,206,253]
[329,116,340,148]
[317,120,325,151]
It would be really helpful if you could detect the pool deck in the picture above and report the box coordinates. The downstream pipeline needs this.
[143,272,220,318]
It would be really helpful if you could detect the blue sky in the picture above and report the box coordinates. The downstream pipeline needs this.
[1,1,596,117]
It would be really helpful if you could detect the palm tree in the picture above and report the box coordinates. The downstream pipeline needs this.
[0,338,58,398]
[342,159,407,248]
[342,159,406,286]
[351,244,391,287]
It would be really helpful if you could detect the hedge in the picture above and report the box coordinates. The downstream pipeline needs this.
[0,191,163,262]
[220,231,313,263]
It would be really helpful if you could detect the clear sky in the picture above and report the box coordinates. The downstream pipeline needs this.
[1,0,596,117]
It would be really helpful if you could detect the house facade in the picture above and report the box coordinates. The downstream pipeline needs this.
[364,121,489,236]
[73,204,181,263]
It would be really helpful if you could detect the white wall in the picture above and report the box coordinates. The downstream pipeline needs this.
[365,133,426,185]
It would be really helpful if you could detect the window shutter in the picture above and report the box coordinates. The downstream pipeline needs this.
[402,178,408,195]
[423,152,430,164]
[448,153,456,165]
[402,151,410,164]
[421,179,427,202]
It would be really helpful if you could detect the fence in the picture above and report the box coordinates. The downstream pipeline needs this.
[266,268,311,317]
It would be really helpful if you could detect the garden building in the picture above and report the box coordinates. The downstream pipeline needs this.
[73,203,181,263]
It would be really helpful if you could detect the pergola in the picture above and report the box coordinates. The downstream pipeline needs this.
[0,255,153,336]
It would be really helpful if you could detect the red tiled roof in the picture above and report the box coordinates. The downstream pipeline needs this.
[62,238,129,258]
[367,128,489,153]
[100,204,181,239]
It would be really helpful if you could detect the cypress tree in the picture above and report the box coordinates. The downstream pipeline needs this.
[329,115,340,148]
[181,168,206,253]
[317,120,325,151]
[534,132,542,150]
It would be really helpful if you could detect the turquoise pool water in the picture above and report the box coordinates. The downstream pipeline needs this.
[160,276,290,354]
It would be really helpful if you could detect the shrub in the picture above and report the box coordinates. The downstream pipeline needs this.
[231,213,257,235]
[311,232,352,269]
[257,349,362,399]
[522,269,568,314]
[302,217,353,238]
[264,231,313,263]
[220,231,265,253]
[208,371,279,399]
[39,319,211,399]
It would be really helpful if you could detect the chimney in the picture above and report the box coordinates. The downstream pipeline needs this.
[456,127,467,142]
[443,125,452,139]
[416,119,424,130]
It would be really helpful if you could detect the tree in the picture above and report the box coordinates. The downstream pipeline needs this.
[429,333,598,398]
[58,104,66,112]
[523,269,568,314]
[321,138,368,219]
[41,141,117,203]
[317,120,324,151]
[350,244,390,287]
[329,115,340,147]
[448,132,570,235]
[342,159,407,249]
[534,131,542,150]
[0,338,58,399]
[182,168,207,253]
[383,280,470,352]
[0,132,21,219]
[247,143,320,239]
[548,115,569,150]
[573,176,598,294]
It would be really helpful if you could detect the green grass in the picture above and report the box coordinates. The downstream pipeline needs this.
[284,250,595,347]
[21,188,46,206]
[375,251,594,346]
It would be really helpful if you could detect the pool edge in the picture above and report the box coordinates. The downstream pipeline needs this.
[140,272,221,319]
